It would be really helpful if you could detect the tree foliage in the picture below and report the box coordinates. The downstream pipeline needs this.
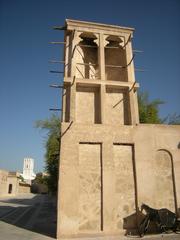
[35,114,60,194]
[138,91,164,124]
[33,172,48,185]
[138,91,180,125]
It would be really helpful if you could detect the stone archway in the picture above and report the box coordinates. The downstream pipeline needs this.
[154,149,177,213]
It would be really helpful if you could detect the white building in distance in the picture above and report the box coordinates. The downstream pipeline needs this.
[21,158,36,184]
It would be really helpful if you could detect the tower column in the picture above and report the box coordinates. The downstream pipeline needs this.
[99,33,106,124]
[58,19,140,239]
[69,30,79,122]
[126,37,139,124]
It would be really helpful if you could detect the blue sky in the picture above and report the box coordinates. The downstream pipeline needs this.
[0,0,179,172]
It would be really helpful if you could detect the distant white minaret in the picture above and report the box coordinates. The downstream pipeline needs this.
[21,158,36,184]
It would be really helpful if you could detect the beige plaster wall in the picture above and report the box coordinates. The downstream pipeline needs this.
[58,19,178,240]
[74,84,132,126]
[18,184,31,194]
[134,125,180,211]
[0,170,8,195]
[105,88,130,125]
[7,176,19,195]
[76,86,101,124]
[0,170,31,196]
[153,150,174,211]
[112,144,135,231]
[57,123,180,238]
[78,143,101,233]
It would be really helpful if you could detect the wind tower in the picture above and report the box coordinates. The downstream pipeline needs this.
[21,157,36,184]
[55,19,140,239]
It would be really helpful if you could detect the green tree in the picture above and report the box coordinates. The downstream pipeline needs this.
[138,91,180,125]
[35,114,60,194]
[138,91,164,124]
[33,172,48,185]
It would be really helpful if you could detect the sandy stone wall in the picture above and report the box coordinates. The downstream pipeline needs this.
[0,171,30,196]
[153,150,174,211]
[135,125,180,213]
[76,86,101,124]
[0,170,8,195]
[112,144,135,230]
[58,123,180,238]
[78,143,101,232]
[18,183,31,194]
[105,88,130,125]
[7,176,19,195]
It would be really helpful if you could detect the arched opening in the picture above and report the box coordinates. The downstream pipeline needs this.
[154,149,177,213]
[8,184,13,194]
[75,32,99,79]
[105,35,128,81]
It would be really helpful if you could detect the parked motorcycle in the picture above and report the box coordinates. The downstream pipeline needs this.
[139,203,180,237]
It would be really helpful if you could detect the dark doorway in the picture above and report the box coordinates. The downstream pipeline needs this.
[8,184,12,194]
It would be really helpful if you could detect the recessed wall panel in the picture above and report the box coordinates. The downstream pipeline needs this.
[105,46,127,82]
[113,144,135,230]
[105,88,130,125]
[76,86,101,124]
[153,150,174,211]
[78,143,102,232]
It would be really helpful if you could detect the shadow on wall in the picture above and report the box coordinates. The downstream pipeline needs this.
[123,210,161,236]
[0,194,57,238]
[123,211,140,236]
